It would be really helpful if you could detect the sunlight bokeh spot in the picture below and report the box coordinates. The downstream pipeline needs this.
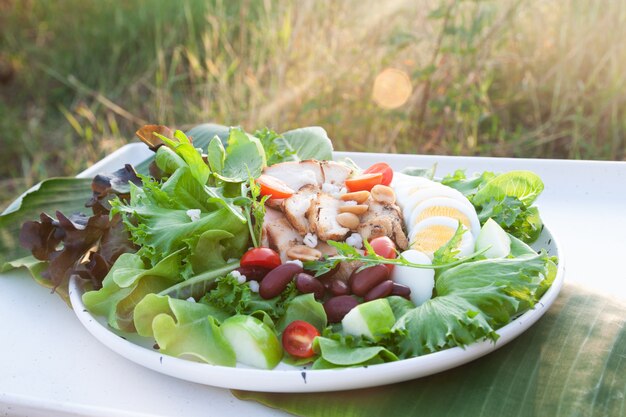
[372,68,412,109]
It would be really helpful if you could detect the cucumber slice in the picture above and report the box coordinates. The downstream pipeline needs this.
[476,218,511,258]
[341,299,396,340]
[220,315,283,369]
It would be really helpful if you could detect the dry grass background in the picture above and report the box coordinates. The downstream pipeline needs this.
[1,0,625,208]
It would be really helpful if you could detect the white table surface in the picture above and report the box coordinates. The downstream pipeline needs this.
[1,145,625,417]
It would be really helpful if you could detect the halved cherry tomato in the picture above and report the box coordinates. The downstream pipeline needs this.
[345,173,383,192]
[367,236,397,272]
[363,162,393,186]
[282,320,320,358]
[256,174,295,199]
[240,247,282,270]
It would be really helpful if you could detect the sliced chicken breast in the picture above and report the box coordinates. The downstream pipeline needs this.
[282,185,318,235]
[307,193,350,241]
[358,200,409,250]
[320,161,352,185]
[262,208,303,262]
[262,161,323,191]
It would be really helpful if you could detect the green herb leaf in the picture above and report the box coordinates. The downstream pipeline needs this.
[432,222,465,265]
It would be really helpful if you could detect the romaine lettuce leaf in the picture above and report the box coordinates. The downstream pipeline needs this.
[82,250,183,331]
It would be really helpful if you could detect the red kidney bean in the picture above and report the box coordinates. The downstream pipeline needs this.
[391,282,411,300]
[364,280,394,302]
[235,266,271,282]
[259,263,303,299]
[349,265,389,297]
[324,295,359,323]
[295,273,325,299]
[327,279,351,296]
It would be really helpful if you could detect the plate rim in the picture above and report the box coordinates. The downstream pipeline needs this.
[69,228,564,393]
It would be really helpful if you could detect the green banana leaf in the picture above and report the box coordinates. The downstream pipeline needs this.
[234,283,626,417]
[0,178,94,264]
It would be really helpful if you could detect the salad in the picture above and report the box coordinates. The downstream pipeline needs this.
[13,124,557,370]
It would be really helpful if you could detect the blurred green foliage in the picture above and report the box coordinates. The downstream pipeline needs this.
[0,0,625,207]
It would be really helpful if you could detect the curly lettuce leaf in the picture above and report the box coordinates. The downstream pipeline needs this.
[393,295,498,357]
[393,253,549,357]
[477,197,543,243]
[254,127,296,166]
[200,274,299,322]
[112,172,247,267]
[133,293,236,366]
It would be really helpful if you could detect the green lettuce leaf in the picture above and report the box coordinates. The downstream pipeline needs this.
[312,337,398,368]
[441,169,496,197]
[218,127,266,182]
[393,295,497,357]
[82,250,183,331]
[473,170,544,207]
[112,174,247,267]
[200,274,299,322]
[134,293,236,366]
[393,253,549,357]
[154,130,211,185]
[276,294,327,334]
[477,197,544,243]
[281,126,333,160]
[254,127,296,166]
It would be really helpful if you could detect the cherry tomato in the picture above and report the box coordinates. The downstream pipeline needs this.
[363,162,393,186]
[240,247,281,270]
[345,173,383,192]
[256,174,295,199]
[282,320,320,358]
[367,236,397,272]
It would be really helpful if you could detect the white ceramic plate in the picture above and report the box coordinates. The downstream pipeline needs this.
[69,226,563,393]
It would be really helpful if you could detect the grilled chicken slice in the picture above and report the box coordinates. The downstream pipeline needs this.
[307,193,350,241]
[320,161,352,185]
[282,184,317,235]
[262,160,353,192]
[262,208,303,262]
[262,161,323,191]
[358,200,409,250]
